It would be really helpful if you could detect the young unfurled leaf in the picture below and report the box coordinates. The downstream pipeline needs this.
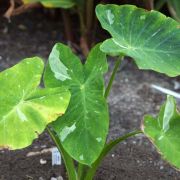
[44,43,109,165]
[23,0,76,8]
[96,4,180,77]
[0,58,70,150]
[142,96,180,169]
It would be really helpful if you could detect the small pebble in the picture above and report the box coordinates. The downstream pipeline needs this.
[51,178,57,180]
[41,145,47,148]
[124,78,129,83]
[174,81,180,90]
[40,158,47,165]
[18,24,27,30]
[57,176,63,180]
[160,166,164,170]
[50,177,63,180]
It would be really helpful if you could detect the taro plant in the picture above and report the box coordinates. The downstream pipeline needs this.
[1,4,180,180]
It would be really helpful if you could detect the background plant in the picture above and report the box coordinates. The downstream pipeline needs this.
[0,3,180,180]
[145,0,180,22]
[3,0,94,56]
[3,0,180,56]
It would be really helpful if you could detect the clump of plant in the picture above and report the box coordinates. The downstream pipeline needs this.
[1,4,180,180]
[4,0,95,56]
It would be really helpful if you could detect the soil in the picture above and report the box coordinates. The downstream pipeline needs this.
[0,8,180,180]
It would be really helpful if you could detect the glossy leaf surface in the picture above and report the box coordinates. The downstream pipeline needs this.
[96,4,180,77]
[44,43,109,165]
[142,96,180,169]
[23,0,75,8]
[0,58,70,149]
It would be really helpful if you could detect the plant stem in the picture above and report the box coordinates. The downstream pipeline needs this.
[6,2,41,17]
[61,9,74,43]
[143,0,154,10]
[77,6,89,56]
[77,7,86,37]
[77,163,88,180]
[86,0,94,30]
[47,126,77,180]
[77,163,83,179]
[86,0,94,46]
[104,56,123,99]
[85,130,143,180]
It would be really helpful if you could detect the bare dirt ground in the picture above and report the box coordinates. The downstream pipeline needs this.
[0,9,180,180]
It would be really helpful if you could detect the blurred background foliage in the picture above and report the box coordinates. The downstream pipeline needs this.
[0,0,179,56]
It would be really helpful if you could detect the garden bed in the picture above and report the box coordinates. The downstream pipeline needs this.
[0,9,180,180]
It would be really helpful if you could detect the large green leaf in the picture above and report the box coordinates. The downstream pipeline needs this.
[0,58,70,149]
[44,43,109,165]
[142,96,180,169]
[168,0,180,22]
[96,4,180,77]
[23,0,76,8]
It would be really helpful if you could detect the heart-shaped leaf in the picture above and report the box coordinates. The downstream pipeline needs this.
[0,58,70,149]
[23,0,75,8]
[44,43,109,165]
[96,4,180,77]
[142,96,180,169]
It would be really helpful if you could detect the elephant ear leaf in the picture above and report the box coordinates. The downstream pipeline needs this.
[96,4,180,77]
[0,58,70,150]
[44,43,109,165]
[142,96,180,169]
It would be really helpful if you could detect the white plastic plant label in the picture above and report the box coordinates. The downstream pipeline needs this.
[52,147,61,166]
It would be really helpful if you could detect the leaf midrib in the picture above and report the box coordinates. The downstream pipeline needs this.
[112,39,179,55]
